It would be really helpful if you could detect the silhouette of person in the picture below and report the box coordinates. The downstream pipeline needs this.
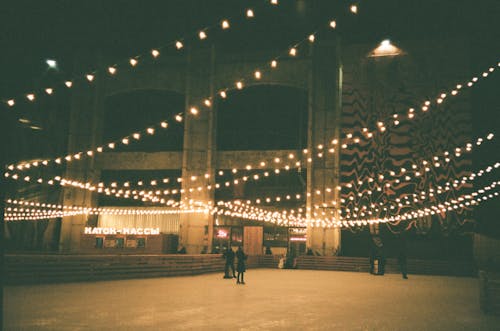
[397,234,408,279]
[222,246,236,279]
[177,244,186,254]
[236,246,247,284]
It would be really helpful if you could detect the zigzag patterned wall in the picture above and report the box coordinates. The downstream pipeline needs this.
[340,49,472,234]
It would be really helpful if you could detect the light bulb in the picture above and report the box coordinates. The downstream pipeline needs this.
[151,49,160,58]
[220,91,227,98]
[65,81,73,88]
[254,71,261,79]
[175,41,183,49]
[45,88,53,95]
[329,20,337,29]
[289,48,297,56]
[86,74,94,82]
[308,34,315,42]
[108,67,116,74]
[26,94,35,101]
[221,20,230,29]
[7,99,15,106]
[199,31,207,40]
[246,9,254,17]
[271,60,277,68]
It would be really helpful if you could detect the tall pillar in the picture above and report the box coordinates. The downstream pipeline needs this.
[59,53,104,252]
[306,37,342,255]
[179,46,216,254]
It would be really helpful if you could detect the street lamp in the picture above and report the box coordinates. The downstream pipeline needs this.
[46,59,57,69]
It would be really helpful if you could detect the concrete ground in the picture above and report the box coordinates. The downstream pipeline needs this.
[4,269,500,331]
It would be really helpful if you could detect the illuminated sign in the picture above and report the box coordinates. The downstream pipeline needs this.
[289,228,307,235]
[84,227,160,235]
[216,229,229,238]
[290,237,307,242]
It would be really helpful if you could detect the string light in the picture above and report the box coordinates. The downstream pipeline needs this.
[221,20,230,29]
[199,31,207,40]
[151,49,160,58]
[86,74,94,82]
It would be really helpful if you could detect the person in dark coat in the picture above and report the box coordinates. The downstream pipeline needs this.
[222,246,236,279]
[235,246,247,284]
[397,234,408,279]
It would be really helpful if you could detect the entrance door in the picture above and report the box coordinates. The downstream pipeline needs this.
[243,226,263,256]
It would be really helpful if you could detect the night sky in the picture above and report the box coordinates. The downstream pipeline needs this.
[1,0,499,231]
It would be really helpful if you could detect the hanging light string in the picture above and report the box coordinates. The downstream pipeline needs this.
[342,161,500,219]
[4,134,495,213]
[1,0,288,111]
[4,16,347,173]
[339,134,495,199]
[325,61,500,153]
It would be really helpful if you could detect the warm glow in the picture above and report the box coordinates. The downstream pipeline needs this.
[45,88,53,95]
[329,20,337,29]
[204,99,212,107]
[65,81,73,88]
[7,99,15,106]
[246,9,254,17]
[175,41,183,49]
[236,81,243,89]
[271,60,277,68]
[130,58,138,66]
[308,34,315,42]
[220,91,227,98]
[175,114,183,122]
[222,20,230,29]
[369,39,403,57]
[254,71,261,79]
[26,94,35,101]
[160,122,168,128]
[151,49,160,58]
[289,47,297,56]
[350,5,358,14]
[108,67,117,74]
[190,107,199,115]
[86,74,94,82]
[199,31,207,40]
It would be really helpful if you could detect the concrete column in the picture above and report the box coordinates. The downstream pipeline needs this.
[59,53,104,252]
[179,46,216,254]
[306,37,342,255]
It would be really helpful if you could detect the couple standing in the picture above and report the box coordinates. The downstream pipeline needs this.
[223,246,247,284]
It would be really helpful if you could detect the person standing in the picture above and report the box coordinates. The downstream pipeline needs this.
[236,246,247,284]
[222,246,236,279]
[397,234,408,279]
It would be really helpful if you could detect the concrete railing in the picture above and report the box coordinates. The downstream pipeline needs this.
[3,254,475,285]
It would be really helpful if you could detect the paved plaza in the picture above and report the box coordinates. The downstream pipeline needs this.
[4,269,500,330]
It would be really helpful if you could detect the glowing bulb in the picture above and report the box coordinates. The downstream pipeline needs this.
[160,122,168,128]
[108,67,116,74]
[175,114,183,122]
[221,20,230,29]
[108,143,115,149]
[236,81,243,89]
[350,5,358,14]
[45,88,53,95]
[132,133,140,140]
[220,91,227,98]
[175,41,183,49]
[86,74,94,82]
[271,60,277,68]
[129,58,138,66]
[289,48,297,56]
[7,99,15,106]
[246,9,254,17]
[199,31,207,40]
[147,128,155,134]
[204,99,212,107]
[65,81,73,88]
[26,94,35,101]
[254,71,261,79]
[329,20,337,29]
[190,107,199,115]
[151,49,160,58]
[122,138,129,145]
[308,34,315,42]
